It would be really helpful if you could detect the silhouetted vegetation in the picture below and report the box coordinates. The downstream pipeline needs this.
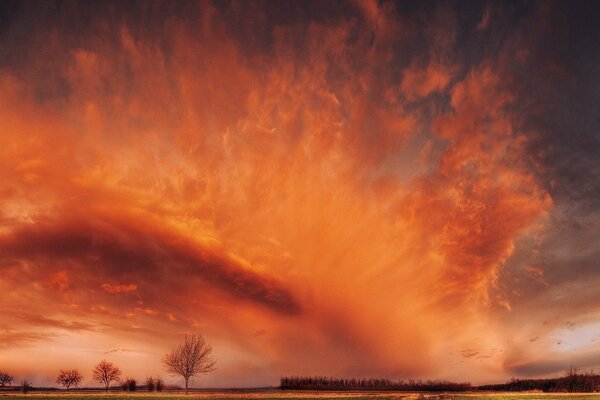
[20,379,32,394]
[144,376,163,392]
[163,333,216,394]
[155,376,164,392]
[56,369,83,390]
[0,372,13,387]
[479,368,600,393]
[92,360,122,392]
[280,376,472,391]
[145,376,155,391]
[122,378,137,391]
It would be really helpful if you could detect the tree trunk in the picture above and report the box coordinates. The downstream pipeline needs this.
[185,378,189,395]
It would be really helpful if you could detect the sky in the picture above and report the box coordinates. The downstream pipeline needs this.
[0,0,599,388]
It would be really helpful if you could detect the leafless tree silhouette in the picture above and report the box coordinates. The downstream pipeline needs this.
[155,376,164,392]
[122,377,137,391]
[21,379,32,394]
[92,360,121,391]
[0,372,12,387]
[146,376,155,392]
[56,369,83,390]
[163,333,216,394]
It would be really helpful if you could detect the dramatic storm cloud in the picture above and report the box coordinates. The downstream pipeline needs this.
[0,0,598,387]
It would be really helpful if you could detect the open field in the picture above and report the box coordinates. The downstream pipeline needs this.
[2,392,600,400]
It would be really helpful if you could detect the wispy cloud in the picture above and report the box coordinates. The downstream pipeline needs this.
[0,0,597,387]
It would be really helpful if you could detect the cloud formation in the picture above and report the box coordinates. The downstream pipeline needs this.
[0,0,598,387]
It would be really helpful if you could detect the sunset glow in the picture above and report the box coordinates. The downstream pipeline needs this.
[1,0,599,388]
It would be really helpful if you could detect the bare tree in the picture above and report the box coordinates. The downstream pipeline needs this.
[21,379,32,394]
[56,369,83,390]
[0,372,13,387]
[92,360,121,391]
[163,333,216,394]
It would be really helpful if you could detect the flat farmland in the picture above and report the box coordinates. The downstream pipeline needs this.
[1,392,600,400]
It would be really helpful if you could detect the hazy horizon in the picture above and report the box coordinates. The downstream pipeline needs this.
[0,0,599,389]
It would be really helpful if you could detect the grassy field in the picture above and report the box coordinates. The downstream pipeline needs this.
[2,392,600,400]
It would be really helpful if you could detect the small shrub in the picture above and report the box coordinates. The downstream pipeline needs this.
[146,376,155,392]
[122,378,137,391]
[155,377,164,392]
[21,379,32,394]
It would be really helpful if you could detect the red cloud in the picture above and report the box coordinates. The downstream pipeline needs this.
[0,0,582,387]
[101,283,138,294]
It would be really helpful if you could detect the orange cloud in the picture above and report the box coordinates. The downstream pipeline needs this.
[401,64,452,100]
[2,0,591,388]
[101,283,138,294]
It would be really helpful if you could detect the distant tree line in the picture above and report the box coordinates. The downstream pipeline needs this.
[479,368,600,393]
[280,376,472,391]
